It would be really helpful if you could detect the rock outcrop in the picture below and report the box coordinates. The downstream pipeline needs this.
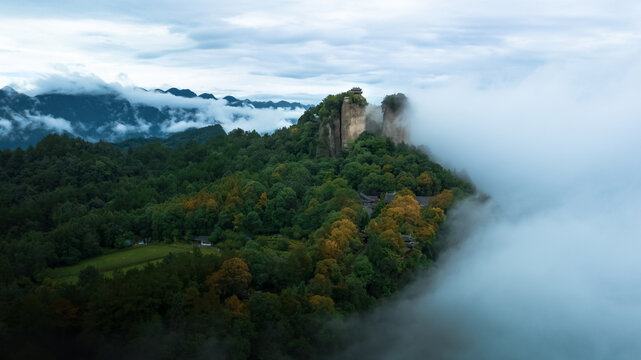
[381,93,408,144]
[317,88,367,156]
[318,114,341,156]
[316,89,410,156]
[340,94,366,149]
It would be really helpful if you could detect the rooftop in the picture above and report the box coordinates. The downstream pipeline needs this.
[384,192,430,207]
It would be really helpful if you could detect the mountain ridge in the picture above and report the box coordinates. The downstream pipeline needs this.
[0,86,309,149]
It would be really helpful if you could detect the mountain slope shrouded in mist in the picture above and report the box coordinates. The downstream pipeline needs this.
[0,81,308,149]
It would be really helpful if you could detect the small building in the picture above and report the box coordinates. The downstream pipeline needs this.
[384,192,430,207]
[350,87,363,95]
[359,192,380,215]
[401,234,417,247]
[384,192,396,203]
[193,235,212,247]
[415,196,430,207]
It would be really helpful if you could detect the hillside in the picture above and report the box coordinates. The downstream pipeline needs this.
[112,124,227,151]
[0,91,472,359]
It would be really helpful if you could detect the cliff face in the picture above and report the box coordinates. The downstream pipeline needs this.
[381,93,408,144]
[316,90,367,157]
[341,97,366,149]
[317,113,341,156]
[365,104,383,136]
[315,91,409,157]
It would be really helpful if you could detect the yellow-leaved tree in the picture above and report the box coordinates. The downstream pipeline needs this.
[417,171,433,195]
[382,193,421,226]
[308,295,335,314]
[320,218,358,259]
[224,295,247,317]
[206,257,252,298]
[256,192,268,209]
[182,190,218,212]
[429,189,454,210]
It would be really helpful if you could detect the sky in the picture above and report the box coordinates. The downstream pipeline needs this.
[1,1,640,103]
[3,1,641,358]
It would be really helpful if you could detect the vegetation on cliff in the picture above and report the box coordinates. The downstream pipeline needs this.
[381,93,408,113]
[310,91,368,157]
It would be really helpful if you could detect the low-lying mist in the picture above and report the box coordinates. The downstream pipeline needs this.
[334,57,641,359]
[19,73,306,136]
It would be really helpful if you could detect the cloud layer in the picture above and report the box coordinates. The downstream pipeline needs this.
[1,1,640,103]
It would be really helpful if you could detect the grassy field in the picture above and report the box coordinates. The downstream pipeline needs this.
[51,243,219,283]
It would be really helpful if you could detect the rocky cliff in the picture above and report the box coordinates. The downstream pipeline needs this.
[316,89,367,157]
[381,93,408,144]
[340,96,366,149]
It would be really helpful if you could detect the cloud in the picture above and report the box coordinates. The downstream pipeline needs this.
[157,100,302,134]
[13,111,75,134]
[117,84,306,134]
[2,1,640,103]
[336,191,641,359]
[332,44,641,359]
[25,72,117,95]
[109,117,151,136]
[0,118,12,136]
[407,56,641,210]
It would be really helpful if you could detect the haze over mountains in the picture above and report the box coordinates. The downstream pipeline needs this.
[0,82,308,149]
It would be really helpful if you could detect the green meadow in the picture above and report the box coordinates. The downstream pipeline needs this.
[50,243,219,283]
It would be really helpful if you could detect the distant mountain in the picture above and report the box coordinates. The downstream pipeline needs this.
[0,86,309,149]
[154,88,200,98]
[221,95,309,110]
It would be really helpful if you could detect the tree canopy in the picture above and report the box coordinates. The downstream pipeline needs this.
[0,92,472,359]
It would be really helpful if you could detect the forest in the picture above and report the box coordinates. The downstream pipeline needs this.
[0,93,472,359]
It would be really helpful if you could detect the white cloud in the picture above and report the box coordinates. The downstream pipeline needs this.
[224,13,285,28]
[407,56,641,210]
[0,118,12,136]
[1,1,639,103]
[156,99,303,134]
[334,39,641,359]
[24,72,116,95]
[110,120,151,135]
[112,123,129,134]
[14,111,74,134]
[115,84,306,134]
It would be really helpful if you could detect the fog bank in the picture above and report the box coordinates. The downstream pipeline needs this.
[335,56,641,359]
